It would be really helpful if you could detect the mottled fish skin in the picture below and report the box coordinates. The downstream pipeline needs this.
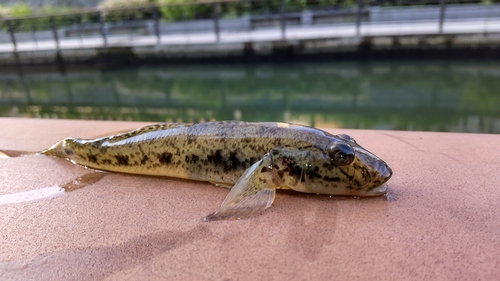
[41,121,392,196]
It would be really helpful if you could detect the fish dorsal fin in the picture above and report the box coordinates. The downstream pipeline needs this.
[104,123,189,142]
[204,153,280,221]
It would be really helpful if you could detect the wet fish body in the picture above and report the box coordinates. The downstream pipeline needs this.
[42,121,392,220]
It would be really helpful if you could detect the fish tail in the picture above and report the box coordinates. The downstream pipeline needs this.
[39,137,76,158]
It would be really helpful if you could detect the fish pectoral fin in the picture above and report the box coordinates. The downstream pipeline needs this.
[204,154,278,221]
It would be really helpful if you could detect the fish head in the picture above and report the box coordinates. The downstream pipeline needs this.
[272,134,392,196]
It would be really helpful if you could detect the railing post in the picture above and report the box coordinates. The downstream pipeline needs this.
[31,23,38,49]
[6,20,17,52]
[213,1,220,43]
[439,0,446,33]
[75,16,83,47]
[280,0,286,41]
[356,0,362,36]
[153,7,161,44]
[99,11,108,47]
[50,16,60,50]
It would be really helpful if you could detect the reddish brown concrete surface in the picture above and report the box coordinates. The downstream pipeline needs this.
[1,118,499,280]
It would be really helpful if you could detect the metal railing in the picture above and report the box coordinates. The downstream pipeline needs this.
[0,0,499,52]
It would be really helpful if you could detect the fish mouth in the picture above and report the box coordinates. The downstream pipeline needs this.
[381,165,393,180]
[363,183,389,197]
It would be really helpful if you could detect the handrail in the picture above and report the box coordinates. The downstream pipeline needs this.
[1,0,498,54]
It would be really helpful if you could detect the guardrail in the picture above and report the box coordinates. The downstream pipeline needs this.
[0,0,499,53]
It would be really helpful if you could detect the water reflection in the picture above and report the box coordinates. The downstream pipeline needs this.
[1,61,499,133]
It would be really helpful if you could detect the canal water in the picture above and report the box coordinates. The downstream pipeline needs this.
[1,60,499,133]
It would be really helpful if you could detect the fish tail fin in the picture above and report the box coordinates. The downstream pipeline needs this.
[39,137,76,159]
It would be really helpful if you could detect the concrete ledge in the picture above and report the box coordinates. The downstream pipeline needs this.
[1,117,499,280]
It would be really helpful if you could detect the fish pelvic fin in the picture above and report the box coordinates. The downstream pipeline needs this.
[204,153,280,221]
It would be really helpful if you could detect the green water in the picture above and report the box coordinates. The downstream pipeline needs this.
[1,61,499,133]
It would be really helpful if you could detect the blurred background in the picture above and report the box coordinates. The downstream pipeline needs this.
[0,0,499,133]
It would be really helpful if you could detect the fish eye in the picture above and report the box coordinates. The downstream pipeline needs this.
[328,143,355,166]
[337,134,356,143]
